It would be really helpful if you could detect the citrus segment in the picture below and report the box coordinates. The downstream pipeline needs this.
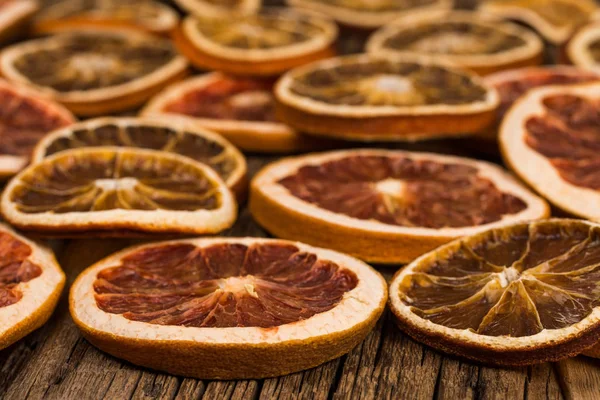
[174,0,261,18]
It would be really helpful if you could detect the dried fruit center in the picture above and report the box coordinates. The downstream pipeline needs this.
[0,232,42,308]
[588,40,600,63]
[93,242,358,328]
[316,0,436,12]
[525,94,600,190]
[278,155,527,229]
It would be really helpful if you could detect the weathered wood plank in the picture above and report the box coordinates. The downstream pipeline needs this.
[555,356,600,400]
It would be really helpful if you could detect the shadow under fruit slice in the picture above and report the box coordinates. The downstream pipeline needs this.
[389,219,600,366]
[0,29,188,116]
[0,222,65,350]
[0,79,75,180]
[565,23,600,73]
[249,149,549,264]
[0,147,236,237]
[32,117,248,201]
[275,54,499,141]
[174,0,261,19]
[173,8,337,77]
[0,0,37,44]
[500,82,600,221]
[69,237,387,379]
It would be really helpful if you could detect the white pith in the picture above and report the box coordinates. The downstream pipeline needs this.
[566,23,600,73]
[70,237,387,344]
[0,0,37,35]
[499,83,600,221]
[175,0,261,18]
[252,149,549,237]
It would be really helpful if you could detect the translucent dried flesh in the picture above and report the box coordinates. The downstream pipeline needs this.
[10,150,222,214]
[398,221,600,337]
[37,0,167,25]
[524,94,600,190]
[484,0,590,28]
[289,60,488,107]
[12,33,178,92]
[94,242,358,328]
[0,232,42,308]
[302,0,436,12]
[277,155,527,229]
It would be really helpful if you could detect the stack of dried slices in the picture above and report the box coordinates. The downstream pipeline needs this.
[1,0,600,381]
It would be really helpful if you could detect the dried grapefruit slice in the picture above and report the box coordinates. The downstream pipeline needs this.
[70,237,387,379]
[275,54,499,141]
[0,0,37,44]
[565,23,600,73]
[32,0,179,36]
[0,222,65,350]
[366,11,543,76]
[174,0,260,19]
[0,29,188,116]
[173,8,337,77]
[478,0,596,44]
[0,79,75,180]
[0,147,236,237]
[390,219,600,366]
[31,117,248,201]
[500,82,600,221]
[250,150,549,264]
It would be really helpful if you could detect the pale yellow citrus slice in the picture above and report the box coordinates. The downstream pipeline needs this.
[174,0,261,19]
[565,23,600,74]
[0,0,37,44]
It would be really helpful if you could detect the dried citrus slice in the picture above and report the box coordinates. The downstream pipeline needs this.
[174,0,260,18]
[0,29,188,116]
[500,83,600,221]
[478,0,597,44]
[0,222,65,350]
[32,0,179,36]
[70,237,387,379]
[286,0,453,30]
[565,23,600,73]
[390,219,600,366]
[0,79,75,180]
[0,0,37,44]
[275,54,499,141]
[142,73,325,153]
[0,147,236,237]
[173,8,337,77]
[31,117,247,201]
[250,150,549,264]
[366,11,543,76]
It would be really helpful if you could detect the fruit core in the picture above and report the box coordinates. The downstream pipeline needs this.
[0,232,42,308]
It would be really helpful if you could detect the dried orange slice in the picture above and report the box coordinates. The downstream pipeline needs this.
[390,219,600,366]
[1,147,237,237]
[142,73,326,153]
[173,8,337,77]
[0,79,75,180]
[478,0,597,44]
[0,0,37,44]
[70,237,387,379]
[500,83,600,221]
[565,23,600,73]
[0,222,65,350]
[0,29,188,116]
[174,0,261,18]
[286,0,453,30]
[32,0,179,36]
[275,54,499,141]
[366,11,543,76]
[250,150,549,264]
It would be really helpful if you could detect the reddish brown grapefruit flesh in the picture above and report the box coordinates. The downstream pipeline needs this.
[0,231,42,308]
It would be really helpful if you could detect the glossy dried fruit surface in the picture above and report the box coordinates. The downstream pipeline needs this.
[0,231,41,308]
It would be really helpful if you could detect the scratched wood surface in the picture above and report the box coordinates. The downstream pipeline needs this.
[2,0,600,399]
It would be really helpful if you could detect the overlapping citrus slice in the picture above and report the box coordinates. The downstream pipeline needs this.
[286,0,453,30]
[0,147,236,237]
[275,54,499,141]
[70,237,387,379]
[500,83,600,221]
[174,0,261,19]
[478,0,597,44]
[0,0,37,44]
[565,23,600,73]
[250,150,549,264]
[32,117,248,201]
[0,222,65,350]
[32,0,179,36]
[173,8,337,77]
[0,79,75,180]
[366,11,543,76]
[0,29,188,116]
[390,219,600,366]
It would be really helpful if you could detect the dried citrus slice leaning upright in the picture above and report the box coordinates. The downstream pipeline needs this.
[565,23,600,73]
[0,29,188,116]
[32,117,248,201]
[366,11,543,76]
[70,237,387,379]
[275,54,499,141]
[173,8,338,77]
[1,148,237,237]
[0,222,65,350]
[0,79,75,180]
[174,0,261,18]
[390,219,600,366]
[0,0,37,44]
[500,82,600,221]
[250,150,549,264]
